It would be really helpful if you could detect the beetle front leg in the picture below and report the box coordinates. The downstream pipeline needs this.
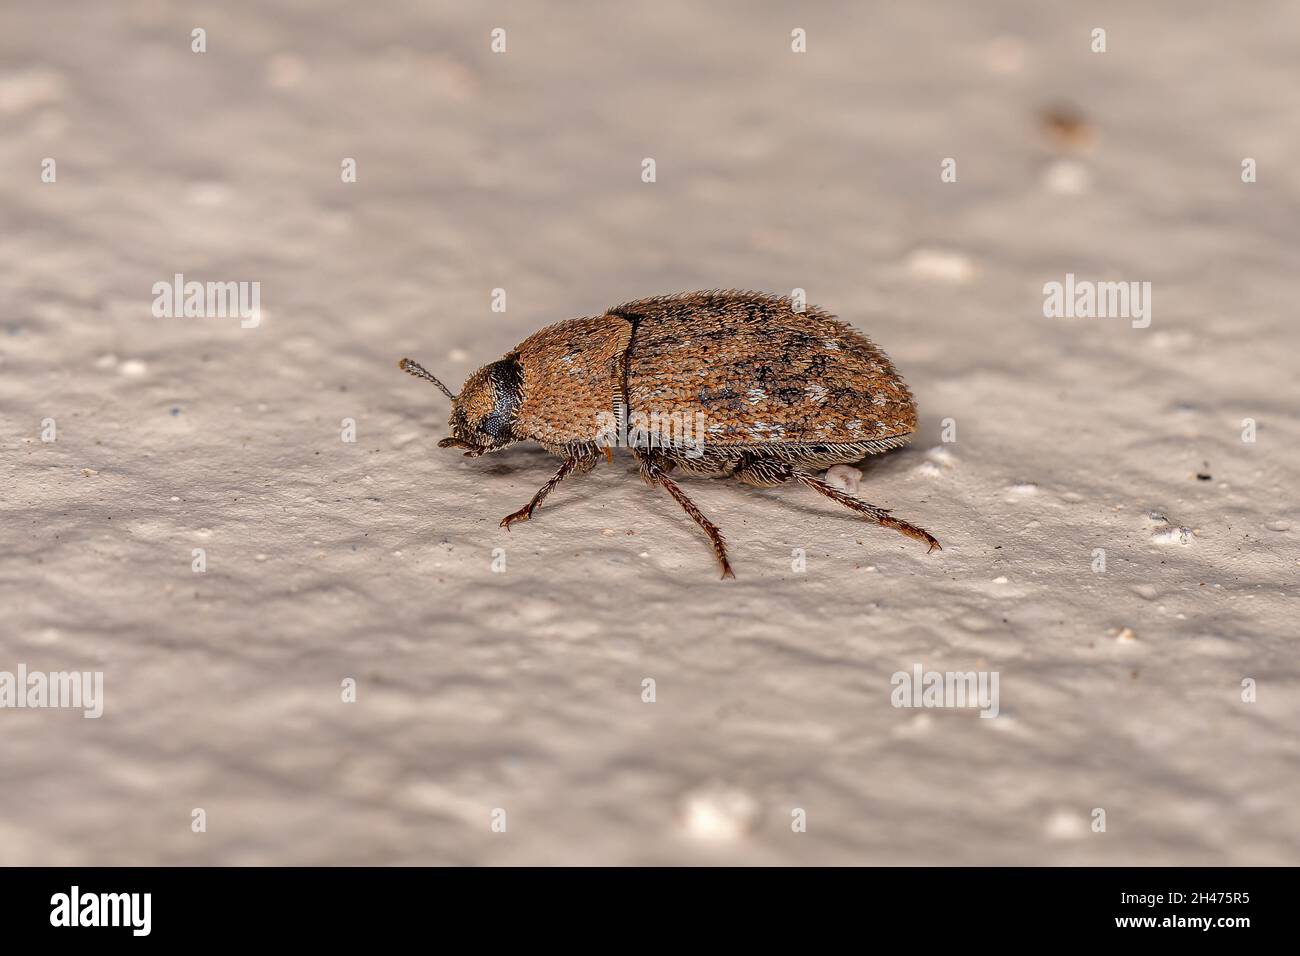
[500,453,598,529]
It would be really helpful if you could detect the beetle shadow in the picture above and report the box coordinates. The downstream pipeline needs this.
[730,450,924,520]
[479,443,554,477]
[475,444,607,521]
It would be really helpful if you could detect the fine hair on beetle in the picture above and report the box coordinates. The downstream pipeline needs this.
[400,290,940,578]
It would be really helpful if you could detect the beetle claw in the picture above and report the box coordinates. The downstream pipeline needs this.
[500,506,532,530]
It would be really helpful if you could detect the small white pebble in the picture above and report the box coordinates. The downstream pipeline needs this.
[1044,809,1088,841]
[1009,482,1038,495]
[905,247,976,283]
[0,68,67,113]
[987,713,1019,733]
[926,446,956,467]
[891,712,933,738]
[1147,330,1194,351]
[266,53,308,90]
[1042,159,1091,195]
[119,359,147,376]
[985,35,1026,75]
[917,446,956,478]
[185,181,233,207]
[1115,627,1138,644]
[825,464,862,494]
[679,785,759,843]
[992,575,1009,584]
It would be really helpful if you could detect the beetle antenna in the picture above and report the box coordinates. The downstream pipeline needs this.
[398,357,457,400]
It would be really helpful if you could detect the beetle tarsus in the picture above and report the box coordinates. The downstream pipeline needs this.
[499,453,597,531]
[500,505,532,530]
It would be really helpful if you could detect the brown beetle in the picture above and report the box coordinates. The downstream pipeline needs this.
[400,290,939,578]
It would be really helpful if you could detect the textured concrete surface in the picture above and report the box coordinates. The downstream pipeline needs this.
[1,0,1297,864]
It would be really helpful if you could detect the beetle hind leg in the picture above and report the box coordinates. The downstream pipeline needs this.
[640,459,735,579]
[791,469,941,552]
[500,452,599,530]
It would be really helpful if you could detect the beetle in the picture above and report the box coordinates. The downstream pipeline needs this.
[400,289,940,578]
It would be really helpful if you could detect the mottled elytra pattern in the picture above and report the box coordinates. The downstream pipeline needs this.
[401,290,939,577]
[613,290,917,447]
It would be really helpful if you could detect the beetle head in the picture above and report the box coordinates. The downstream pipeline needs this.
[398,355,522,458]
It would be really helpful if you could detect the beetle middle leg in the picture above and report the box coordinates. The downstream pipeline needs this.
[500,452,599,530]
[639,456,735,579]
